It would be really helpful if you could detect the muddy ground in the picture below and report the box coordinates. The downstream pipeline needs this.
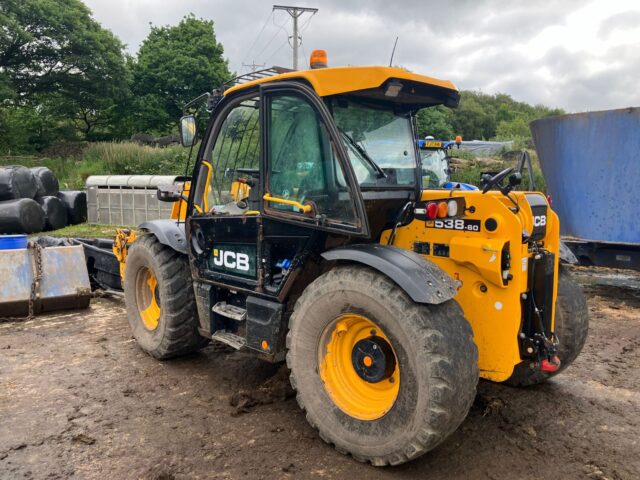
[1,270,639,479]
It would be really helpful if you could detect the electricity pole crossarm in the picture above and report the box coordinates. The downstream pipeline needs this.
[273,5,318,70]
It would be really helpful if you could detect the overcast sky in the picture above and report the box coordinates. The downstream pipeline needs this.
[83,0,640,112]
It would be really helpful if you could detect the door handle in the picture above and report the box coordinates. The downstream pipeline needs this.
[263,193,312,213]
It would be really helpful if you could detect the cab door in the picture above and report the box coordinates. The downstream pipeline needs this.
[187,83,369,296]
[260,83,369,237]
[188,92,263,292]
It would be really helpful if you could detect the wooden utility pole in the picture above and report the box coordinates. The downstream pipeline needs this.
[272,5,318,70]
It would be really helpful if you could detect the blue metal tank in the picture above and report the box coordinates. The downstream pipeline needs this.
[530,108,640,245]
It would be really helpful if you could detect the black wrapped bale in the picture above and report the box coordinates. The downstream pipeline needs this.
[0,198,46,233]
[38,195,68,231]
[0,165,37,200]
[31,166,59,197]
[56,190,87,225]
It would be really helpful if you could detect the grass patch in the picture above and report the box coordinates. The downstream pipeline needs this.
[449,149,547,192]
[34,223,130,239]
[1,141,193,189]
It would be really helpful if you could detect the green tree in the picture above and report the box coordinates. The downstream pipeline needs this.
[131,15,232,134]
[0,0,129,143]
[416,106,454,140]
[451,94,491,140]
[494,117,531,140]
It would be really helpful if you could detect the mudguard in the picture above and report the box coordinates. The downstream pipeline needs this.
[321,244,459,304]
[139,219,187,254]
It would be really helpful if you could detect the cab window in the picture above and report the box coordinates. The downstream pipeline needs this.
[193,96,260,213]
[266,94,359,227]
[331,98,416,186]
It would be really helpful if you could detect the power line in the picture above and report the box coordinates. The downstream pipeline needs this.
[254,13,289,62]
[263,37,290,65]
[296,14,314,68]
[240,11,273,71]
[300,41,308,69]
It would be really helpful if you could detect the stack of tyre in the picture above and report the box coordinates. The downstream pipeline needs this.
[0,165,87,234]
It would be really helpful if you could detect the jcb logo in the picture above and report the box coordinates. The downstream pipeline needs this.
[212,249,250,271]
[533,215,547,227]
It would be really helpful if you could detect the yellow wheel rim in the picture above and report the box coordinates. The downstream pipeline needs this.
[319,314,400,421]
[136,267,161,330]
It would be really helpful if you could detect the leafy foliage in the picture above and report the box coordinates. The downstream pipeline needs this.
[416,91,564,141]
[130,15,232,134]
[0,142,191,189]
[0,7,230,152]
[0,0,129,143]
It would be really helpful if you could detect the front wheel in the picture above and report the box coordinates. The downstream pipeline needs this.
[505,266,589,386]
[124,235,208,359]
[286,266,478,466]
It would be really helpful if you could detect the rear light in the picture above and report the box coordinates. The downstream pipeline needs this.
[418,197,466,222]
[426,202,438,219]
[447,199,458,217]
[546,194,552,206]
[437,202,448,218]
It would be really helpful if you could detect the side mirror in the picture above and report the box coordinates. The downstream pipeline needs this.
[179,115,197,147]
[157,184,183,203]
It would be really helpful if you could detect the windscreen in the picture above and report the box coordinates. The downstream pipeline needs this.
[421,149,449,187]
[330,98,417,186]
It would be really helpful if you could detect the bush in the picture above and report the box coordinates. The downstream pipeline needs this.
[0,141,194,189]
[449,149,547,193]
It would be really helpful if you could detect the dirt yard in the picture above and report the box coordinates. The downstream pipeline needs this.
[1,270,639,480]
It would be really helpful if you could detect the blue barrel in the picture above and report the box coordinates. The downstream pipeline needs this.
[0,234,28,250]
[530,108,640,244]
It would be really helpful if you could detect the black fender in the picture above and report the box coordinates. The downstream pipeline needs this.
[559,240,578,264]
[321,244,459,304]
[139,219,187,254]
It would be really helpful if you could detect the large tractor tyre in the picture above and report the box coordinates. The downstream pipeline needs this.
[505,267,589,387]
[124,235,208,359]
[286,265,478,466]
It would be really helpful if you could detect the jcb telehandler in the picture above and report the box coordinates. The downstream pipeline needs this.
[117,51,588,466]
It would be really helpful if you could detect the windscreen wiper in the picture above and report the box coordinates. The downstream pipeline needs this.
[340,130,387,179]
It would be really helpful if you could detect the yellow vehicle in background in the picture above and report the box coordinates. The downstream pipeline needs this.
[115,51,588,466]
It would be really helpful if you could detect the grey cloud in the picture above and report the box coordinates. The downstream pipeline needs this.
[82,0,640,113]
[598,10,640,38]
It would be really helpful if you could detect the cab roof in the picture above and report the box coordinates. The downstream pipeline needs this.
[224,66,460,109]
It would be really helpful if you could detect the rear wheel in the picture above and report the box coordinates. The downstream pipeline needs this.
[505,266,589,386]
[124,235,208,359]
[286,266,478,466]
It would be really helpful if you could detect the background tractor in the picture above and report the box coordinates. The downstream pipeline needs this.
[117,52,588,466]
[418,135,478,190]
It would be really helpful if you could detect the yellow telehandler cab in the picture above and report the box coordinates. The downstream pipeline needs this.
[116,52,588,466]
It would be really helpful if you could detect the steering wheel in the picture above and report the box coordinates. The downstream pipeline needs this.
[481,167,514,194]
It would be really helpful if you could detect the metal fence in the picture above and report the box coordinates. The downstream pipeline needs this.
[86,175,186,225]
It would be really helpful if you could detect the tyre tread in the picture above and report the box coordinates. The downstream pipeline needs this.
[286,265,478,466]
[125,235,208,359]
